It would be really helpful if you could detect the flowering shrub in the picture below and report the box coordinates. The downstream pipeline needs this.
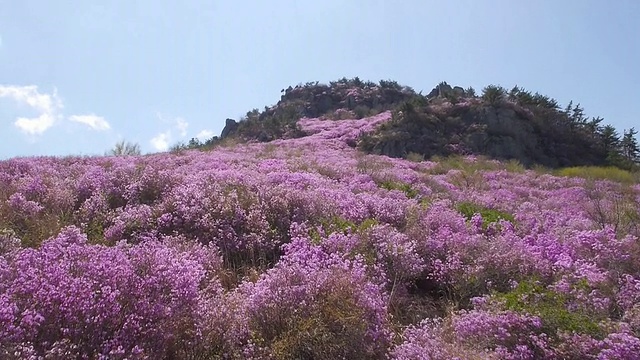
[449,309,553,359]
[391,319,496,360]
[0,110,639,357]
[0,227,224,359]
[240,235,391,359]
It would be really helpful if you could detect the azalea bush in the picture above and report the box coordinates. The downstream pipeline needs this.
[0,109,639,358]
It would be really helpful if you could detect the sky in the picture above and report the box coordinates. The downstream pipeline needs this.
[0,0,639,159]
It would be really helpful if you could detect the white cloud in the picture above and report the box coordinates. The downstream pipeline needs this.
[196,129,214,141]
[0,85,63,135]
[0,85,62,114]
[1,85,111,137]
[150,131,171,151]
[69,114,111,131]
[156,112,189,137]
[14,113,56,135]
[175,117,188,137]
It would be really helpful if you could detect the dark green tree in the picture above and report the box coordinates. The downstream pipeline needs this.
[621,128,640,163]
[600,125,620,153]
[481,85,506,105]
[586,117,604,134]
[508,86,521,101]
[532,93,559,109]
[570,103,587,126]
[515,88,535,106]
[465,86,476,97]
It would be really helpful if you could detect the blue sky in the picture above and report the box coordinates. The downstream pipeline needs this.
[0,0,638,159]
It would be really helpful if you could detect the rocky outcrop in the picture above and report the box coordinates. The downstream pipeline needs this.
[221,78,419,143]
[453,86,465,97]
[274,79,416,119]
[426,82,467,99]
[359,88,618,169]
[193,77,627,170]
[220,118,239,139]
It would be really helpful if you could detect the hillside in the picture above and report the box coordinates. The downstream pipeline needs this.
[184,78,640,170]
[1,82,640,358]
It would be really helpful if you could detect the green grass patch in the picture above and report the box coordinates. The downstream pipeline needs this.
[557,166,637,184]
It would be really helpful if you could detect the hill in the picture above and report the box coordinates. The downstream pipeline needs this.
[182,78,640,170]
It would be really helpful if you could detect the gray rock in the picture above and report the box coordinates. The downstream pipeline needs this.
[453,86,465,97]
[438,82,453,96]
[220,118,239,139]
[426,87,440,99]
[426,82,461,99]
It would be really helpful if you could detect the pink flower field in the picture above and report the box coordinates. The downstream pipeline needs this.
[1,111,640,359]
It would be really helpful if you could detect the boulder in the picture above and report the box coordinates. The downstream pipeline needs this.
[453,86,465,97]
[426,82,456,99]
[220,118,239,139]
[438,82,453,96]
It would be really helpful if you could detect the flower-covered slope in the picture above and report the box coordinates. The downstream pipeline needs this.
[1,112,640,359]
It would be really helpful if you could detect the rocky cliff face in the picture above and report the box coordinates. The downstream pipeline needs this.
[220,118,239,139]
[358,91,609,168]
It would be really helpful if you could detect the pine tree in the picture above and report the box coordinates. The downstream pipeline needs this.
[586,117,604,134]
[598,125,623,166]
[600,125,620,153]
[481,85,506,105]
[621,128,640,163]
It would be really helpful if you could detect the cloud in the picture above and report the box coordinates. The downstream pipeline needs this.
[196,129,214,141]
[175,117,188,137]
[0,85,63,135]
[69,114,111,131]
[1,85,110,137]
[150,131,171,151]
[14,114,56,135]
[156,112,189,137]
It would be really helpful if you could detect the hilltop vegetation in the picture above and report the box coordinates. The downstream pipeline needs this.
[1,79,640,358]
[174,77,418,150]
[361,83,639,170]
[178,78,639,171]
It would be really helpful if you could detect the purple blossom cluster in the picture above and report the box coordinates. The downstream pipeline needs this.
[0,111,639,358]
[0,227,222,358]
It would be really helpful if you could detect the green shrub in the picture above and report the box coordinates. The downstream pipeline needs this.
[504,159,526,173]
[309,216,379,244]
[456,202,515,230]
[353,105,372,119]
[494,279,606,339]
[404,152,425,163]
[378,180,419,199]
